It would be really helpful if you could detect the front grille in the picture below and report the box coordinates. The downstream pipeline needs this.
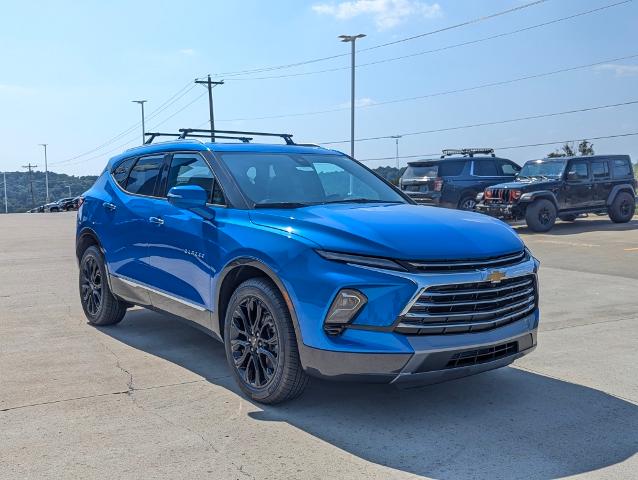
[445,342,518,368]
[395,274,537,335]
[402,249,526,273]
[485,188,516,204]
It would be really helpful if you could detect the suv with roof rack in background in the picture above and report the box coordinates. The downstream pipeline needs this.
[476,155,636,232]
[76,129,540,404]
[399,148,521,210]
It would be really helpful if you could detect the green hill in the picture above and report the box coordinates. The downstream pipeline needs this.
[0,171,98,213]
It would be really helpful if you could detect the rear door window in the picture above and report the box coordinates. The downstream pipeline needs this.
[612,158,632,178]
[125,155,164,196]
[591,161,610,180]
[438,161,465,177]
[474,160,498,176]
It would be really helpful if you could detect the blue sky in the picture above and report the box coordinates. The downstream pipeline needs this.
[1,0,637,175]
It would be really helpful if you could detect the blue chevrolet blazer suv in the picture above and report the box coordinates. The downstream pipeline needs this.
[76,128,540,404]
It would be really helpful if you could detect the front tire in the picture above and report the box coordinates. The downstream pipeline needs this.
[224,278,308,404]
[458,194,477,211]
[525,199,557,232]
[608,192,634,223]
[79,246,127,326]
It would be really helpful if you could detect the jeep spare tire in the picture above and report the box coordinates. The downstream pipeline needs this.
[525,199,557,232]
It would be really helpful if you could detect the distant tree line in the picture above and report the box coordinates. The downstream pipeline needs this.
[0,170,98,213]
[547,139,595,158]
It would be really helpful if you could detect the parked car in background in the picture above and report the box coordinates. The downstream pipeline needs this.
[476,155,636,232]
[43,202,61,213]
[76,129,540,404]
[399,148,521,210]
[58,197,81,211]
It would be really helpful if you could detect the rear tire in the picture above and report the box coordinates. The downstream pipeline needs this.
[458,194,477,211]
[79,246,127,326]
[525,199,557,232]
[608,192,634,223]
[559,214,577,222]
[224,278,308,404]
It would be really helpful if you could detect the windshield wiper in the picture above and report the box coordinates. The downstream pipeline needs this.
[322,198,404,204]
[254,202,312,209]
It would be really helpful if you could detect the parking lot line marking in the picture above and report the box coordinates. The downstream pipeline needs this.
[536,240,600,248]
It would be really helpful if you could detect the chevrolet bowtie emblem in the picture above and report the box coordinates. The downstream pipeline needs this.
[487,270,507,283]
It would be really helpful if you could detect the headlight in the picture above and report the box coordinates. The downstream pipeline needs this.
[324,289,367,335]
[316,250,407,271]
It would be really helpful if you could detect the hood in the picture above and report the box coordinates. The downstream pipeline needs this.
[488,179,561,192]
[249,203,523,261]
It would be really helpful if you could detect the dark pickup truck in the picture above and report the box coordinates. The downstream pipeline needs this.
[476,155,636,232]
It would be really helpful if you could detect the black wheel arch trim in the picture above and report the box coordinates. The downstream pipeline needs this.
[214,257,305,353]
[76,227,118,297]
[606,184,636,206]
[519,190,558,207]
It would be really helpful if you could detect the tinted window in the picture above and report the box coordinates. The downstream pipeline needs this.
[474,160,498,176]
[403,164,438,178]
[497,160,520,176]
[126,155,164,196]
[591,161,610,180]
[218,153,405,206]
[438,160,465,177]
[612,158,632,178]
[166,153,225,204]
[566,160,589,181]
[112,157,136,188]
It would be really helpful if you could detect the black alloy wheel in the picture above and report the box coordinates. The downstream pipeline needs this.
[81,255,103,317]
[230,295,279,389]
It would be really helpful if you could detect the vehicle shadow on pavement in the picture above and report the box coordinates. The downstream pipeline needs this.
[514,217,638,236]
[104,309,638,480]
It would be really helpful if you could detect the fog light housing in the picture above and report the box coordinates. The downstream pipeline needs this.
[323,289,367,335]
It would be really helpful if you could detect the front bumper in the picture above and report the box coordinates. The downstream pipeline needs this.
[300,314,537,385]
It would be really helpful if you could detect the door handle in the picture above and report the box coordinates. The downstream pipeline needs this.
[149,216,164,226]
[103,202,116,211]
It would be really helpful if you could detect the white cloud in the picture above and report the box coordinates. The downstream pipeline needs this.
[312,0,442,30]
[0,84,34,96]
[178,48,197,57]
[338,97,376,108]
[594,64,638,77]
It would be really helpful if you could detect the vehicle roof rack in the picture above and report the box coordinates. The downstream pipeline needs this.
[441,148,495,158]
[144,131,255,145]
[180,128,294,145]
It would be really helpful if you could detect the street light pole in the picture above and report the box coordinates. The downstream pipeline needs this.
[132,100,147,144]
[66,185,72,197]
[3,171,7,214]
[339,34,366,159]
[39,143,49,203]
[391,135,402,169]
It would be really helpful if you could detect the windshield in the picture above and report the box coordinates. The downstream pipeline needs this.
[402,164,438,178]
[218,152,407,208]
[518,159,566,179]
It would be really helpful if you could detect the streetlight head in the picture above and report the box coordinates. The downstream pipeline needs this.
[339,33,366,42]
[132,100,147,104]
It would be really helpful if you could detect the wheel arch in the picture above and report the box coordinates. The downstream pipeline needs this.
[606,184,636,206]
[76,227,104,264]
[520,191,559,208]
[214,258,303,347]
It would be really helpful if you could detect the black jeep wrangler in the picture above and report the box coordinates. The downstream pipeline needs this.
[476,155,636,232]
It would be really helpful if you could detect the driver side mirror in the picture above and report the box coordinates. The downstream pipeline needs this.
[167,185,208,209]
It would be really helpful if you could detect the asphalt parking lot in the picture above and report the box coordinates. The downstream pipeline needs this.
[1,212,637,480]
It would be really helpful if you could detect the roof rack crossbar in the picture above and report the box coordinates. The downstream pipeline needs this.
[144,132,253,144]
[441,148,495,158]
[179,128,295,145]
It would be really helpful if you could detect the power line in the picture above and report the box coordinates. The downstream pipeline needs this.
[215,53,638,123]
[356,132,638,163]
[226,0,632,81]
[211,0,551,79]
[320,100,638,145]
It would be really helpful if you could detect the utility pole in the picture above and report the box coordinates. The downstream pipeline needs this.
[339,34,366,159]
[66,185,72,197]
[132,100,147,144]
[3,171,7,214]
[39,143,49,202]
[195,75,224,142]
[391,135,402,169]
[22,163,37,208]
